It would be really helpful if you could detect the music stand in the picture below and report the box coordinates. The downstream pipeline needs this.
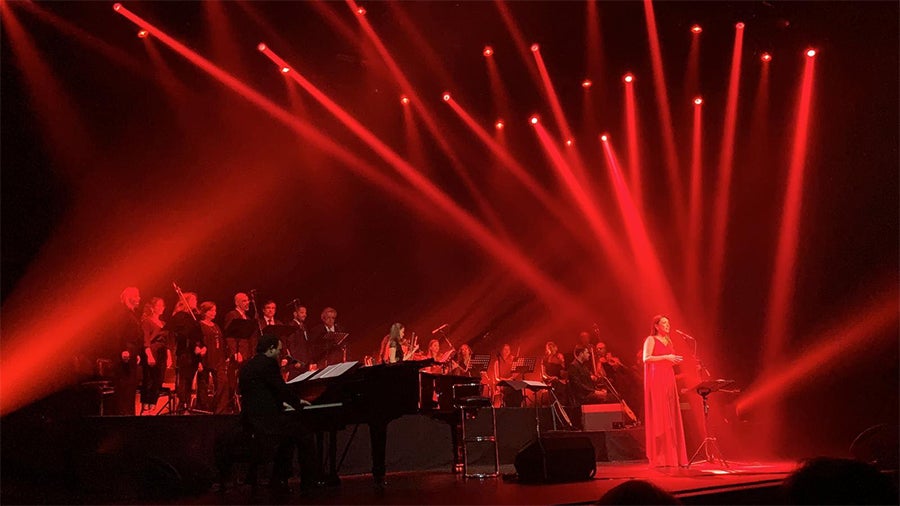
[511,357,536,375]
[323,332,350,364]
[498,379,552,436]
[224,319,259,341]
[688,379,736,468]
[468,355,491,374]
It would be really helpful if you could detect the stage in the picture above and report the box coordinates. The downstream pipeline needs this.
[1,396,801,505]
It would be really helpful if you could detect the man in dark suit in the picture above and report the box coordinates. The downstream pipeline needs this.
[239,335,317,493]
[108,286,143,415]
[282,304,310,380]
[307,307,347,368]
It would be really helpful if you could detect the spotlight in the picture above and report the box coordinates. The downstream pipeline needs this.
[582,79,593,89]
[565,139,574,147]
[761,52,772,62]
[691,24,702,34]
[736,22,745,29]
[113,3,122,11]
[530,43,540,52]
[600,134,609,142]
[806,48,816,57]
[356,7,366,15]
[257,43,267,52]
[137,30,149,38]
[280,66,290,74]
[442,92,451,102]
[529,115,539,125]
[495,120,504,130]
[694,97,703,105]
[483,46,494,57]
[400,95,410,105]
[623,73,634,83]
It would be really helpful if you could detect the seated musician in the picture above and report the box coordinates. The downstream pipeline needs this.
[449,344,474,377]
[238,335,317,494]
[492,344,523,407]
[568,345,608,407]
[541,341,567,405]
[385,323,418,363]
[421,339,444,375]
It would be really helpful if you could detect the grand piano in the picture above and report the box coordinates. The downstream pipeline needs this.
[289,359,431,483]
[289,359,482,483]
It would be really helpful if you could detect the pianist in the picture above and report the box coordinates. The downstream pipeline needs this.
[239,335,317,494]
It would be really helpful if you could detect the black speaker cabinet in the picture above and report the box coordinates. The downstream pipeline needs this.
[514,435,596,482]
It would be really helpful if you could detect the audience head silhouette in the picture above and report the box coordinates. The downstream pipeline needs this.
[596,479,682,505]
[782,457,897,505]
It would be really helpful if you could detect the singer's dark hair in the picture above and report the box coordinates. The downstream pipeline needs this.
[651,314,668,336]
[574,344,589,356]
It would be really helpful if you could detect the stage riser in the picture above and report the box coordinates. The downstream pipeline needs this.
[2,408,644,497]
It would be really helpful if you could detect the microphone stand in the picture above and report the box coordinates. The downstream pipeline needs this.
[248,290,264,333]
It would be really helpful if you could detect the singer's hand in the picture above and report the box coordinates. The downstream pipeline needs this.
[669,354,684,364]
[281,358,289,367]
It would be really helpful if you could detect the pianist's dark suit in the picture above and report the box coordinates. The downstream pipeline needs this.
[239,352,316,486]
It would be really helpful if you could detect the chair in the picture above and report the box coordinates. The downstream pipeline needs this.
[452,384,499,479]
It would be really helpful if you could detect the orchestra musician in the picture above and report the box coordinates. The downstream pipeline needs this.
[421,339,444,375]
[282,303,310,380]
[449,344,474,377]
[167,291,205,413]
[492,344,523,408]
[568,344,608,409]
[385,323,418,363]
[139,296,170,414]
[540,341,567,406]
[259,300,281,328]
[308,307,347,368]
[197,301,230,413]
[223,292,253,404]
[109,287,143,415]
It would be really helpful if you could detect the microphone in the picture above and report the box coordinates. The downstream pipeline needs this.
[285,298,300,306]
[676,329,696,340]
[431,323,449,335]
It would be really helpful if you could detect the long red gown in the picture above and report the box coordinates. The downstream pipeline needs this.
[644,335,688,467]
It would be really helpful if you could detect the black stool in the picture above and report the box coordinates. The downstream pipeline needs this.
[453,384,499,478]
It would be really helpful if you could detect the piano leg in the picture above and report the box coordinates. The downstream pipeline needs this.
[369,419,388,486]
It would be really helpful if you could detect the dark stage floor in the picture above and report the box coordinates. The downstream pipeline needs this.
[137,461,797,505]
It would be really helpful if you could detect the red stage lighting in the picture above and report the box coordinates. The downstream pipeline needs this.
[582,79,593,88]
[257,43,267,52]
[691,24,702,34]
[137,30,149,38]
[356,7,366,15]
[442,92,451,102]
[600,134,608,142]
[694,97,703,105]
[530,43,539,52]
[565,139,574,147]
[113,3,122,11]
[806,48,816,57]
[280,66,290,74]
[483,46,494,57]
[400,95,410,105]
[761,52,772,62]
[623,73,634,83]
[529,115,539,125]
[736,22,745,29]
[495,120,504,130]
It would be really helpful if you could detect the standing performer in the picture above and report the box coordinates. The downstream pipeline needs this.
[492,344,523,407]
[140,297,170,413]
[308,307,347,368]
[197,301,230,413]
[110,287,143,415]
[642,314,688,468]
[168,291,205,413]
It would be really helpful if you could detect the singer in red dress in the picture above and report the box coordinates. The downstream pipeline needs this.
[642,315,688,468]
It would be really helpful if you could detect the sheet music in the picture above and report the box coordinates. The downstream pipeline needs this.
[287,369,318,383]
[315,360,359,379]
[521,380,549,389]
